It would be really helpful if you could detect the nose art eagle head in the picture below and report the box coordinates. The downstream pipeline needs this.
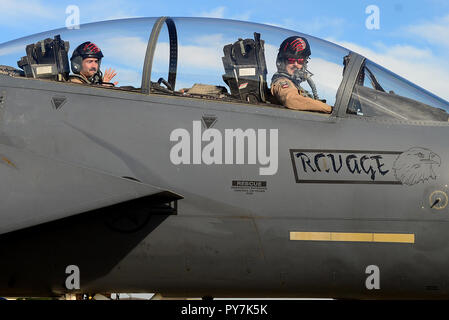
[393,147,441,186]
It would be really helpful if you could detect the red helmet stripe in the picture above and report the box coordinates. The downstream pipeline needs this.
[83,42,100,53]
[291,38,306,52]
[282,38,307,54]
[291,39,300,45]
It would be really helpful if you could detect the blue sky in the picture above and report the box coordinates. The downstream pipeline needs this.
[1,0,449,99]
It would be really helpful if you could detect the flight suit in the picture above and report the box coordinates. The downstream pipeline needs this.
[69,73,92,84]
[69,73,114,87]
[271,77,332,113]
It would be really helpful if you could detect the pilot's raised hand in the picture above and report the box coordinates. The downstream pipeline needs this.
[103,68,118,85]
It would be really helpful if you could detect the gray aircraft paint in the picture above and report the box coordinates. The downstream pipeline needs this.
[1,17,449,299]
[1,74,449,299]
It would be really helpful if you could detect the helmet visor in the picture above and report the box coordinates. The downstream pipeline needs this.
[287,58,305,64]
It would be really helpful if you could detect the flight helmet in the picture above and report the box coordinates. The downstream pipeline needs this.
[276,36,311,71]
[70,41,104,74]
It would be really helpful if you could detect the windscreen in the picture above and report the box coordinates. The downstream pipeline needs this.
[348,59,449,122]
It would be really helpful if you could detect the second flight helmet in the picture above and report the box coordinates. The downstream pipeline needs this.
[70,41,104,74]
[276,36,311,71]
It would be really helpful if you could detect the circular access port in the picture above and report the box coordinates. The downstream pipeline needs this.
[429,190,448,210]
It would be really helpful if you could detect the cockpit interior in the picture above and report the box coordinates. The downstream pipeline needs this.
[1,16,449,122]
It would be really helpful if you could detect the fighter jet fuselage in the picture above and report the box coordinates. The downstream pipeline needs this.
[0,16,448,299]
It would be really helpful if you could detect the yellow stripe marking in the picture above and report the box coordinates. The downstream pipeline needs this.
[290,232,415,244]
[293,232,331,241]
[373,233,415,243]
[331,232,373,242]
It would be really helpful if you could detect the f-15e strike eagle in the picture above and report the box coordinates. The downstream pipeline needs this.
[0,16,449,299]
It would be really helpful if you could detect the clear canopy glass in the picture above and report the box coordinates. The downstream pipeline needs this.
[0,18,155,88]
[1,16,448,120]
[348,59,449,122]
[153,17,349,106]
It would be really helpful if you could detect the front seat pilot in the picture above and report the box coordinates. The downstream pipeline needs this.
[69,41,118,86]
[271,36,332,113]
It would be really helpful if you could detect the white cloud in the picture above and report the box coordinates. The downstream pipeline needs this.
[263,22,286,29]
[264,17,345,38]
[0,0,60,24]
[106,67,141,87]
[288,17,345,36]
[329,39,449,101]
[0,44,24,57]
[77,0,140,23]
[198,7,226,19]
[154,42,223,71]
[101,14,141,21]
[264,43,279,75]
[191,34,226,46]
[99,36,147,69]
[318,13,449,102]
[406,14,449,49]
[0,0,140,44]
[0,0,62,30]
[153,34,233,73]
[232,12,251,21]
[196,6,251,21]
[308,58,343,104]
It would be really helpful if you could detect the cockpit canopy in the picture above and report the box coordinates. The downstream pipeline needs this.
[0,16,448,122]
